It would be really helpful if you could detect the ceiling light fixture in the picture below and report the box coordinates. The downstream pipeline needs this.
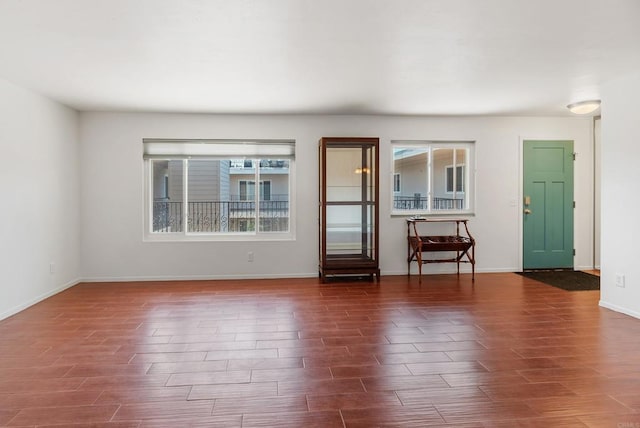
[567,100,601,115]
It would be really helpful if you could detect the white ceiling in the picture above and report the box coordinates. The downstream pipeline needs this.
[0,0,638,116]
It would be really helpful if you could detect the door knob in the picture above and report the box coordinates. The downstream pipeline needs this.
[524,208,532,214]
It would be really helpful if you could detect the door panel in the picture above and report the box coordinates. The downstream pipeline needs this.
[549,181,566,251]
[523,140,574,269]
[530,181,546,251]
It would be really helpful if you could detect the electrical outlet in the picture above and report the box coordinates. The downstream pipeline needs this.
[615,273,625,288]
[247,251,254,262]
[49,262,56,274]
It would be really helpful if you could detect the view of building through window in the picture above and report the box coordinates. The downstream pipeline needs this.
[392,142,473,214]
[151,159,290,234]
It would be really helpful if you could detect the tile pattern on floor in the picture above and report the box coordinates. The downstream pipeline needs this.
[0,273,639,427]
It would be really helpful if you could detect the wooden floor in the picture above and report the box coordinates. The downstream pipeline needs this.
[1,273,639,427]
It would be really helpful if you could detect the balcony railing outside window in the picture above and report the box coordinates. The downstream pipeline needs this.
[229,160,289,169]
[393,195,464,211]
[153,198,289,233]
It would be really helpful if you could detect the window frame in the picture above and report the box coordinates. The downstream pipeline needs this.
[391,140,475,216]
[143,139,295,242]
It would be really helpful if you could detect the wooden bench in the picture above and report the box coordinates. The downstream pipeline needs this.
[407,218,475,281]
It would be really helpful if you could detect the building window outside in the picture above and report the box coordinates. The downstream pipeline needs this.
[393,173,401,193]
[392,141,474,215]
[144,139,294,239]
[162,175,169,199]
[446,165,464,193]
[239,180,271,201]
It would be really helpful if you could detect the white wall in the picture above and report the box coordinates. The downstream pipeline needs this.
[600,72,640,319]
[80,113,594,281]
[594,118,601,268]
[0,78,80,319]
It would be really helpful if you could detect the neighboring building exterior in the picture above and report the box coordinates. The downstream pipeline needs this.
[152,159,290,233]
[393,146,467,211]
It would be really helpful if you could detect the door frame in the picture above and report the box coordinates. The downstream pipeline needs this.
[518,136,576,271]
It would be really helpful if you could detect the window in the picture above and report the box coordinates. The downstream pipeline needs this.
[446,165,464,193]
[392,141,474,214]
[144,139,295,239]
[162,175,169,199]
[393,173,401,193]
[239,180,271,201]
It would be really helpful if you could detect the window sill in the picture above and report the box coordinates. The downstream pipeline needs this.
[143,232,295,242]
[391,211,475,218]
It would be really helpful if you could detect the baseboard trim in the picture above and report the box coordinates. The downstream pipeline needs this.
[599,300,640,320]
[0,278,81,321]
[575,265,598,271]
[476,267,521,273]
[80,273,320,283]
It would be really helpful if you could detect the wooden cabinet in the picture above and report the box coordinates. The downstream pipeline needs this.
[319,137,379,282]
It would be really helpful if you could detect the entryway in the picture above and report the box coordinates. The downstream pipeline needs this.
[522,140,574,270]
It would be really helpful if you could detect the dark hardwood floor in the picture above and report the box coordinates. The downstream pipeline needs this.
[1,273,639,427]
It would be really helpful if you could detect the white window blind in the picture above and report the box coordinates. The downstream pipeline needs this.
[143,139,295,160]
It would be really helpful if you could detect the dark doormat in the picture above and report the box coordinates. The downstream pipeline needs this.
[517,270,600,291]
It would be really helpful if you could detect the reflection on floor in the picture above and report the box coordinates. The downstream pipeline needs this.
[0,272,638,427]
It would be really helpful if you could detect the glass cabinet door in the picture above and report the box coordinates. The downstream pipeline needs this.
[325,205,374,257]
[319,138,379,281]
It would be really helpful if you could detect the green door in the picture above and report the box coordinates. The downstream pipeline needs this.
[523,140,574,269]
